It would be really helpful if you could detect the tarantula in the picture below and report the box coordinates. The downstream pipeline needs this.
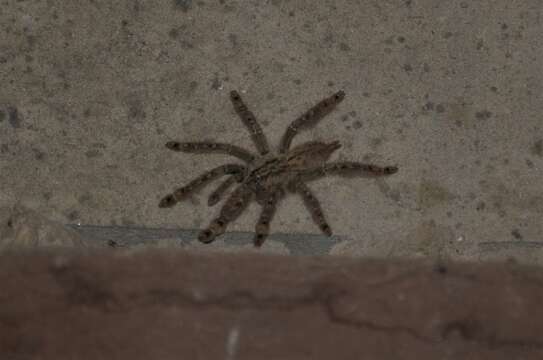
[159,89,398,246]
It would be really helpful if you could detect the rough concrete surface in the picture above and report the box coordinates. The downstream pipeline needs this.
[0,205,85,251]
[1,250,543,359]
[1,1,542,259]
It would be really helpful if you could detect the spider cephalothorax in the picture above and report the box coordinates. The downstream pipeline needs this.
[159,89,397,246]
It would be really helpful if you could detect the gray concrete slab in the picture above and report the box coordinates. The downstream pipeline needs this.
[1,1,542,261]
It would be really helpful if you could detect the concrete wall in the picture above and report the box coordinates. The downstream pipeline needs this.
[1,1,542,260]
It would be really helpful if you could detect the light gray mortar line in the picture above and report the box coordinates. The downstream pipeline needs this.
[66,224,345,255]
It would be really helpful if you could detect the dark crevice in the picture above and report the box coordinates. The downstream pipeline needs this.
[134,283,543,350]
[47,264,543,350]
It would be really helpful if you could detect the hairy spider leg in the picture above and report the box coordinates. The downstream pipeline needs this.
[291,181,332,236]
[207,171,245,206]
[230,90,270,155]
[165,141,255,163]
[279,90,345,154]
[298,161,398,182]
[198,184,254,243]
[159,164,247,208]
[253,188,283,247]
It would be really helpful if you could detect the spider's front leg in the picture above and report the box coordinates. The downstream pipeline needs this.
[198,184,254,243]
[159,164,246,208]
[279,90,345,153]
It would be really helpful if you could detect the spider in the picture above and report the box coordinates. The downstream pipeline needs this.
[159,89,398,247]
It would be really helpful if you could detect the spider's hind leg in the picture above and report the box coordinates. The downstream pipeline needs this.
[253,188,283,247]
[159,164,246,208]
[207,171,245,206]
[299,161,398,181]
[165,141,255,163]
[290,181,332,236]
[198,184,254,243]
[230,90,270,155]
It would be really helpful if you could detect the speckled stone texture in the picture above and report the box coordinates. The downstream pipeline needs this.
[2,0,543,262]
[1,251,542,359]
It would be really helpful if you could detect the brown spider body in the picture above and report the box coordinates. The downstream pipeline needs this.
[244,141,341,199]
[160,89,397,246]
